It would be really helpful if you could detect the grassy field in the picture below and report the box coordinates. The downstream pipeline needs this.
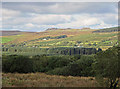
[2,73,98,87]
[0,34,24,44]
[0,37,14,43]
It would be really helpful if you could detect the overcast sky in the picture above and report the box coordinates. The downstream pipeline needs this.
[1,2,118,32]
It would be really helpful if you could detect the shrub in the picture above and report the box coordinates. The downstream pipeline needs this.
[2,55,33,73]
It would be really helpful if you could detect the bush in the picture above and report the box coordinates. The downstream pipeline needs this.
[47,66,68,76]
[32,55,72,72]
[2,55,33,73]
[47,55,94,76]
[2,54,95,77]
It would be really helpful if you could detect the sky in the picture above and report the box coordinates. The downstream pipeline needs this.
[1,2,118,32]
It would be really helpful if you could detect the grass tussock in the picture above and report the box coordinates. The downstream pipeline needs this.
[2,73,98,87]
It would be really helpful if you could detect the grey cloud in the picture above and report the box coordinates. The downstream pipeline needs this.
[2,14,118,31]
[1,2,118,31]
[2,2,117,14]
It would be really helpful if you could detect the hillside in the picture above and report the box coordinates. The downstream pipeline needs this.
[92,27,119,33]
[1,28,95,44]
[1,27,119,52]
[0,30,29,36]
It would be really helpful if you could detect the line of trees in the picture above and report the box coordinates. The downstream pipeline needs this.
[2,54,94,76]
[2,47,102,55]
[93,27,119,33]
[29,35,67,41]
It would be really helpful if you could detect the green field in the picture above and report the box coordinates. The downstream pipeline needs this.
[1,34,23,44]
[0,37,14,43]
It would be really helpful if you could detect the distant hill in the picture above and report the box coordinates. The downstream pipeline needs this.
[46,28,91,31]
[46,28,74,31]
[92,27,119,33]
[81,27,91,30]
[0,31,23,36]
[0,30,35,36]
[46,28,59,31]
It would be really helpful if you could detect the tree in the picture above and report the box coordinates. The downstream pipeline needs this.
[94,46,120,88]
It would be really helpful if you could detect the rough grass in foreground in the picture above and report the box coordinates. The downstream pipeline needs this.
[2,73,98,87]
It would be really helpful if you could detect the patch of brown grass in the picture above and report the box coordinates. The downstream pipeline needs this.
[2,73,98,87]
